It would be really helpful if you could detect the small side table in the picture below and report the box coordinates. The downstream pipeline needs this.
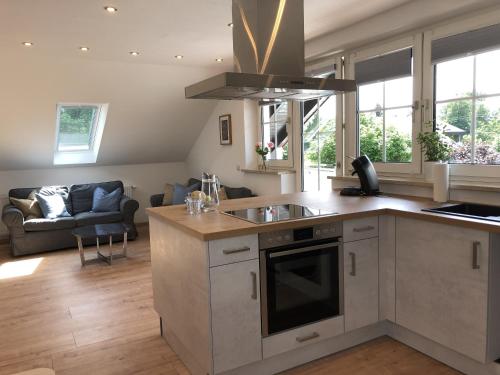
[72,223,130,266]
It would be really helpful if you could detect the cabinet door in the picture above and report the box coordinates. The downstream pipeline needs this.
[344,238,379,332]
[379,215,396,322]
[210,259,262,374]
[396,217,489,363]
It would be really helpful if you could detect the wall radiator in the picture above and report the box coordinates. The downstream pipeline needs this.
[124,185,136,198]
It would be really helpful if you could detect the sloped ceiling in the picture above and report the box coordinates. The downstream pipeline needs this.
[0,50,221,170]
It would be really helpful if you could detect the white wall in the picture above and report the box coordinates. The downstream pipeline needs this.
[0,162,188,235]
[0,50,219,170]
[186,100,287,196]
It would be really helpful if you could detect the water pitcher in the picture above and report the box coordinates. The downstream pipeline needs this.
[201,173,220,211]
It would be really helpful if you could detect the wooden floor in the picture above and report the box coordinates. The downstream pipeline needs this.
[0,226,461,375]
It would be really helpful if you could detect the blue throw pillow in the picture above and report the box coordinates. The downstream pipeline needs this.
[35,193,71,219]
[172,183,199,205]
[92,187,122,212]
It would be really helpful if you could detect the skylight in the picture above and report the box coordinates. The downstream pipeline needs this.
[54,103,108,165]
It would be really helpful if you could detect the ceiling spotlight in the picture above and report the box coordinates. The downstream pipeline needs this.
[104,6,118,13]
[129,51,140,56]
[22,42,33,47]
[215,58,224,63]
[174,55,184,60]
[79,46,89,52]
[228,22,234,28]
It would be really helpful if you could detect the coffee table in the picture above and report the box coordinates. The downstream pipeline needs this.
[72,223,131,266]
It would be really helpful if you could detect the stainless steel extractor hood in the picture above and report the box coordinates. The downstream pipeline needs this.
[185,0,356,101]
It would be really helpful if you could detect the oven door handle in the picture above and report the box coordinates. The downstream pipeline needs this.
[268,242,340,259]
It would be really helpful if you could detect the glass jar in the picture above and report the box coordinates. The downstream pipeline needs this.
[201,173,220,212]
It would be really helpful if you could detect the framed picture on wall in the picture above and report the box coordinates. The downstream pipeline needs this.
[219,114,232,145]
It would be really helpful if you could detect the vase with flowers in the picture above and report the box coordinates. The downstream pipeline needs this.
[255,142,274,171]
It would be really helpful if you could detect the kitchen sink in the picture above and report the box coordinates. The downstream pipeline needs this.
[423,203,500,222]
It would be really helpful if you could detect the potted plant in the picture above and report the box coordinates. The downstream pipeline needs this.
[255,142,274,170]
[417,126,452,181]
[417,126,452,202]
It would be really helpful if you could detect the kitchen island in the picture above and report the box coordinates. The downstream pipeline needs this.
[147,192,500,375]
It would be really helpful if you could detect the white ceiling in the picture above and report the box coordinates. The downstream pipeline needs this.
[0,0,416,69]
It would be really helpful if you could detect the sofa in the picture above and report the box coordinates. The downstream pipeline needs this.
[2,180,139,256]
[150,178,255,207]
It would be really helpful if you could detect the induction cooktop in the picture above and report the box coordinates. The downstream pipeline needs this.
[222,204,338,224]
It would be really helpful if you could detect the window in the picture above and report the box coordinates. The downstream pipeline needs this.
[356,48,414,164]
[56,105,100,151]
[259,101,292,167]
[433,39,500,164]
[54,103,108,165]
[302,96,336,191]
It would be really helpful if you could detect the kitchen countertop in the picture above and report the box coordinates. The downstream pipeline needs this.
[146,192,500,241]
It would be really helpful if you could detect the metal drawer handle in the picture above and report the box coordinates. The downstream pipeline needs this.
[472,241,481,270]
[222,246,251,255]
[296,332,320,343]
[349,252,356,276]
[353,226,375,233]
[250,272,257,300]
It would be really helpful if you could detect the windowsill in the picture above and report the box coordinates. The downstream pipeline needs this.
[240,168,296,176]
[328,175,500,192]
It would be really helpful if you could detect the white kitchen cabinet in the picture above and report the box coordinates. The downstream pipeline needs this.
[396,217,493,363]
[343,216,379,242]
[344,238,379,332]
[210,259,262,374]
[208,234,258,267]
[379,215,396,322]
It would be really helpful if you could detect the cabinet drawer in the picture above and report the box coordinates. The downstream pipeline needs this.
[262,316,344,359]
[209,235,258,267]
[343,217,378,242]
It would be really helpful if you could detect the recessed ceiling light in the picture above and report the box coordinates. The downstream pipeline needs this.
[228,22,234,28]
[215,58,224,63]
[174,55,184,60]
[79,46,89,52]
[104,6,118,13]
[129,51,140,56]
[22,42,33,47]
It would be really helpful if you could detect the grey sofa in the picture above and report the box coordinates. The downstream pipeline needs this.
[150,178,254,207]
[2,180,139,256]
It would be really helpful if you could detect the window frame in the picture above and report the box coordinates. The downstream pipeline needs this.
[53,102,108,165]
[258,100,294,169]
[300,55,343,191]
[55,104,101,152]
[422,10,500,180]
[345,35,423,175]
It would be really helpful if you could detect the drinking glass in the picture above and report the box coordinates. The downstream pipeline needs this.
[186,196,202,215]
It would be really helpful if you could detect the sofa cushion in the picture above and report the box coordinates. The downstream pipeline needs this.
[36,193,71,219]
[92,187,122,212]
[74,211,123,227]
[24,216,76,232]
[9,188,40,200]
[172,183,199,205]
[187,178,202,189]
[162,184,175,206]
[224,186,253,199]
[10,197,43,218]
[218,187,228,200]
[38,186,72,215]
[70,181,124,214]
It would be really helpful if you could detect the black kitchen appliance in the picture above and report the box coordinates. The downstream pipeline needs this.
[340,155,380,196]
[223,204,337,224]
[259,223,343,337]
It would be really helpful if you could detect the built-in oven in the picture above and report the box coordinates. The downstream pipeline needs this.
[259,223,343,337]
